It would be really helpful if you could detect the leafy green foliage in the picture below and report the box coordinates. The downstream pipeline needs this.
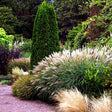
[0,0,42,39]
[21,52,31,58]
[86,36,112,48]
[67,24,82,47]
[86,0,112,42]
[0,7,19,34]
[53,0,89,42]
[74,22,88,49]
[0,28,14,48]
[21,39,31,52]
[12,75,37,99]
[30,1,60,70]
[1,80,12,85]
[66,22,88,49]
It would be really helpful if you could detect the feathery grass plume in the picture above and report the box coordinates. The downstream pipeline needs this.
[33,46,112,74]
[54,88,89,112]
[12,67,24,80]
[10,58,30,63]
[32,51,62,73]
[91,95,112,112]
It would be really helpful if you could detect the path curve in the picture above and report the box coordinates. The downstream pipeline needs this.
[0,85,55,112]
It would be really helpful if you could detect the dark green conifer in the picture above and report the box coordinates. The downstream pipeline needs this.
[30,1,60,70]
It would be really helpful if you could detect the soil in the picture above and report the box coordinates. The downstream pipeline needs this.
[0,85,56,112]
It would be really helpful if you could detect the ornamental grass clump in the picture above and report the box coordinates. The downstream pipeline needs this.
[32,46,112,102]
[8,58,30,73]
[11,67,24,81]
[33,46,112,74]
[54,88,89,112]
[12,75,37,100]
[91,95,112,112]
[54,88,112,112]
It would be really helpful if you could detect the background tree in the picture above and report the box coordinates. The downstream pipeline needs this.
[0,0,42,38]
[53,0,90,43]
[0,7,19,34]
[0,0,90,42]
[30,1,60,70]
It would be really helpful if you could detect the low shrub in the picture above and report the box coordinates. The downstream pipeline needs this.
[32,47,112,102]
[1,80,12,85]
[8,58,30,73]
[12,75,37,99]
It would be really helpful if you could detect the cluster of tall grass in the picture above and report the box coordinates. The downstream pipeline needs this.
[12,46,112,103]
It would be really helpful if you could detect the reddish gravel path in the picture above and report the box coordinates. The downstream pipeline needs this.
[0,85,56,112]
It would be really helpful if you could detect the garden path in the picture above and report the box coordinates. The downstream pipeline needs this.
[0,85,55,112]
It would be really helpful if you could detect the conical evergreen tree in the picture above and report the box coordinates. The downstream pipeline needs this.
[30,1,60,70]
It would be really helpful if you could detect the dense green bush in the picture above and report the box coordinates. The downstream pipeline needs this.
[73,23,88,49]
[30,1,60,70]
[13,34,24,43]
[66,22,88,49]
[32,48,112,102]
[1,80,12,85]
[12,75,37,99]
[8,58,30,73]
[67,24,82,48]
[21,52,31,58]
